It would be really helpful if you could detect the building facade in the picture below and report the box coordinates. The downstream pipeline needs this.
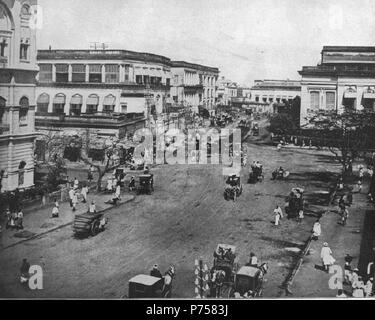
[0,0,38,192]
[299,46,375,126]
[250,79,301,104]
[216,77,238,106]
[35,49,173,139]
[170,61,219,114]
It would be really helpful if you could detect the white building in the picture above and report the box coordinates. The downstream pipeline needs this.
[299,46,375,126]
[0,0,38,192]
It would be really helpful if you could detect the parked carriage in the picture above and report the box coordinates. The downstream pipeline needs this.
[137,174,154,195]
[73,212,106,238]
[271,168,290,181]
[127,275,165,298]
[248,166,264,184]
[212,244,238,283]
[285,188,305,218]
[228,266,265,298]
[224,175,243,201]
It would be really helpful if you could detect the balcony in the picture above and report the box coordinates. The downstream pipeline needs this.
[35,111,145,129]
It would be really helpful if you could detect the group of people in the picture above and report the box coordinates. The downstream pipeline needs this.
[5,208,24,231]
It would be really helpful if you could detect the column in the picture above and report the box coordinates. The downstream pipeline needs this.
[101,64,105,83]
[85,65,89,82]
[119,64,125,83]
[68,64,72,82]
[52,64,56,82]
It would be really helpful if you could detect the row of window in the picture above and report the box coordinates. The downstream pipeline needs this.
[309,91,336,110]
[36,93,118,115]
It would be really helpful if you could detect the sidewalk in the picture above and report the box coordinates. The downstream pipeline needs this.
[291,175,373,297]
[0,190,135,250]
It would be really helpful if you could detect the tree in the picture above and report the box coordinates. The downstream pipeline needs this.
[269,113,298,135]
[306,110,375,175]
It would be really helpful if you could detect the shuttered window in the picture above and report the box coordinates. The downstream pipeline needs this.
[72,64,86,82]
[326,92,335,110]
[39,64,53,83]
[89,64,102,83]
[310,91,320,110]
[55,64,69,83]
[105,64,119,83]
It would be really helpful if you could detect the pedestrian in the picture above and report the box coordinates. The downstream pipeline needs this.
[359,166,364,182]
[115,184,121,200]
[336,289,347,298]
[68,188,75,208]
[51,204,59,218]
[274,206,282,226]
[357,180,362,193]
[312,220,321,240]
[88,165,95,184]
[150,264,163,278]
[20,258,30,284]
[247,253,258,267]
[74,177,79,190]
[89,201,96,214]
[54,198,59,209]
[352,276,365,298]
[365,277,373,297]
[341,206,349,226]
[274,205,283,219]
[298,209,304,223]
[17,209,24,230]
[72,192,78,212]
[344,254,353,284]
[81,185,88,203]
[277,143,282,152]
[321,242,335,272]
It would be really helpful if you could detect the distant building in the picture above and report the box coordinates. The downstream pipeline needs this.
[0,0,38,192]
[170,61,219,114]
[35,49,173,139]
[216,77,238,106]
[299,46,375,126]
[250,79,301,113]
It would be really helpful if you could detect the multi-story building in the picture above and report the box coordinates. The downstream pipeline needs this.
[250,79,301,109]
[216,77,238,106]
[35,49,173,139]
[0,0,38,192]
[299,46,375,126]
[170,61,219,114]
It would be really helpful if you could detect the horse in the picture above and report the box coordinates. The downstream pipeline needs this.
[210,269,226,298]
[162,265,176,298]
[259,262,269,277]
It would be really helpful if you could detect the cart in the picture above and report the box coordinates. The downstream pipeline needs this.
[138,174,154,195]
[228,266,264,298]
[224,175,243,201]
[127,275,164,298]
[73,212,105,238]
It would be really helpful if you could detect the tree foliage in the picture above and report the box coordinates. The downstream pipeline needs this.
[269,113,298,135]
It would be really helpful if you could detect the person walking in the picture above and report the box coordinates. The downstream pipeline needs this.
[88,165,95,184]
[352,276,365,298]
[68,188,75,208]
[17,209,24,230]
[72,192,78,212]
[341,206,349,226]
[321,242,335,272]
[73,177,79,190]
[298,209,304,223]
[274,206,282,226]
[89,201,96,214]
[115,184,121,200]
[20,258,30,284]
[357,180,362,193]
[81,185,88,203]
[312,220,322,240]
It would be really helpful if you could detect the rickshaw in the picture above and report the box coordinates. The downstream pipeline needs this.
[127,275,165,298]
[137,174,154,195]
[271,168,290,180]
[229,266,264,298]
[248,165,264,184]
[73,212,106,238]
[224,175,243,201]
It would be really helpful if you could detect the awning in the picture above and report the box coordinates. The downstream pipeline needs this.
[37,94,50,104]
[344,90,357,99]
[364,92,375,99]
[70,95,83,105]
[103,95,116,106]
[87,95,99,105]
[53,95,66,104]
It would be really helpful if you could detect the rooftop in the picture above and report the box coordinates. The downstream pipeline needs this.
[171,61,220,74]
[37,49,172,66]
[322,46,375,53]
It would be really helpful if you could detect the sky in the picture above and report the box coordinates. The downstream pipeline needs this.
[37,0,375,86]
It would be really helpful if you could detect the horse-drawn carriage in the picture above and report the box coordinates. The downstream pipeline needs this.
[224,175,243,201]
[73,212,107,238]
[248,165,264,184]
[208,244,268,298]
[138,174,154,195]
[285,188,305,219]
[271,168,290,181]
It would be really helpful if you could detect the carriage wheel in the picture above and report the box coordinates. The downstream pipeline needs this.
[90,220,100,236]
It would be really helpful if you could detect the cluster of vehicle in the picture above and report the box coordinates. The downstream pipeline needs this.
[208,244,268,298]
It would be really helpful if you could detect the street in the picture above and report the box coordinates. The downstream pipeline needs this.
[0,139,341,298]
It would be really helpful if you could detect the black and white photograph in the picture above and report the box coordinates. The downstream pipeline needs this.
[1,0,375,304]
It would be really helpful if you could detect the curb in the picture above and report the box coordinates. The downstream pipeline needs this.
[1,196,135,251]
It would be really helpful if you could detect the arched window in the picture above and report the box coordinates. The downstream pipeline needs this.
[37,93,50,113]
[86,94,99,114]
[53,93,66,115]
[20,96,29,108]
[103,94,116,114]
[70,94,83,116]
[0,4,12,59]
[19,96,29,122]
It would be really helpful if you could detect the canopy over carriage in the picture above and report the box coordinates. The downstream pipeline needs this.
[128,275,164,298]
[224,174,243,201]
[213,244,237,282]
[73,212,105,238]
[230,266,264,298]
